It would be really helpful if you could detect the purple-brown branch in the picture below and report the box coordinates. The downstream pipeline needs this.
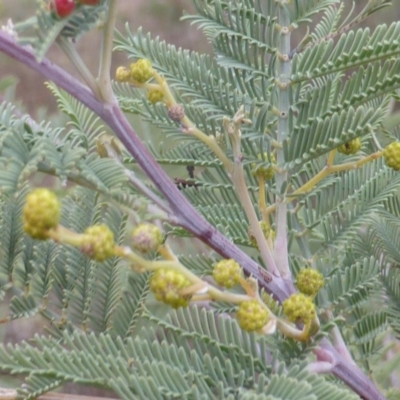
[0,31,386,400]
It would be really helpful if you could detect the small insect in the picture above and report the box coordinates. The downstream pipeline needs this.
[174,165,202,190]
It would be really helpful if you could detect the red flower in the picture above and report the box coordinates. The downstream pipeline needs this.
[51,0,76,18]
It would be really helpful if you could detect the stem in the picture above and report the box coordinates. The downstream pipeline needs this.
[290,203,356,365]
[57,37,101,98]
[273,2,291,278]
[0,31,293,303]
[326,309,355,364]
[227,114,279,276]
[34,162,170,221]
[330,150,383,173]
[320,339,386,400]
[258,176,269,225]
[276,318,314,342]
[265,149,383,215]
[116,246,252,304]
[288,149,336,197]
[157,244,179,261]
[152,71,233,171]
[106,102,291,296]
[97,0,118,102]
[232,160,279,275]
[103,141,173,216]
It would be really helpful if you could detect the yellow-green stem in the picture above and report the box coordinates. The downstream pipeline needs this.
[330,150,383,173]
[157,244,179,261]
[228,119,279,275]
[276,318,313,342]
[115,245,251,304]
[265,150,384,215]
[152,71,233,171]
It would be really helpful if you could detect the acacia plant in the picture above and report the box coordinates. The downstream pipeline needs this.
[0,0,400,398]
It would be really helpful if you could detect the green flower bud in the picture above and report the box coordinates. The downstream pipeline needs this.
[147,89,164,104]
[23,189,61,240]
[283,293,316,324]
[296,268,324,296]
[150,268,191,308]
[130,59,154,83]
[236,299,269,332]
[81,224,115,261]
[384,142,400,171]
[115,66,131,82]
[212,259,242,288]
[251,153,276,180]
[338,138,361,155]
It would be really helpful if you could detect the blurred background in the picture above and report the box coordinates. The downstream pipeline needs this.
[1,0,400,116]
[0,0,211,115]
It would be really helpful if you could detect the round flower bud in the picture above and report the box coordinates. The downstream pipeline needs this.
[81,224,115,261]
[168,104,185,123]
[212,259,242,288]
[115,66,131,82]
[130,59,154,83]
[236,299,269,332]
[338,138,361,155]
[251,153,276,180]
[150,268,191,308]
[23,189,61,240]
[131,223,163,253]
[147,89,164,104]
[283,293,316,324]
[296,268,324,296]
[384,142,400,171]
[50,0,76,19]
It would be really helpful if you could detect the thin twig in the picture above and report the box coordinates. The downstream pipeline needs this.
[57,37,100,98]
[97,0,118,102]
[226,113,279,276]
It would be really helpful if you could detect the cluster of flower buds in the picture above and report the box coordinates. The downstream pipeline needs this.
[22,188,327,339]
[116,59,154,84]
[23,188,116,261]
[116,59,188,124]
[384,141,400,171]
[50,0,101,19]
